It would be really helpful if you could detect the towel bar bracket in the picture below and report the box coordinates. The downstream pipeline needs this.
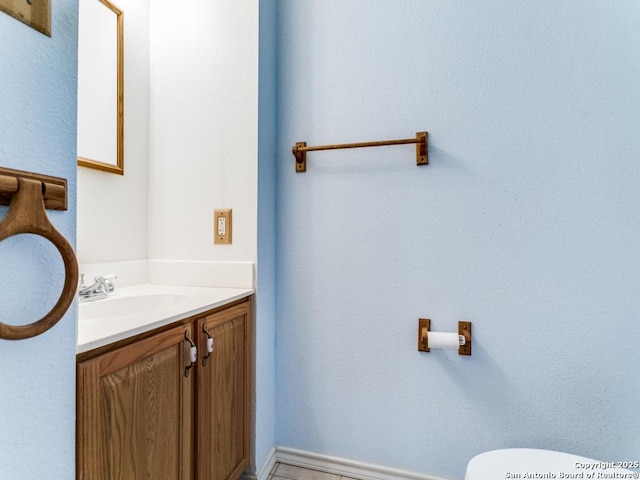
[415,131,428,166]
[0,167,67,210]
[294,142,307,173]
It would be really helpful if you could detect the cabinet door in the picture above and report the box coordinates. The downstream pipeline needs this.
[196,302,250,480]
[77,324,194,480]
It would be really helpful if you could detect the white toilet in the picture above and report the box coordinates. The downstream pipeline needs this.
[465,448,628,480]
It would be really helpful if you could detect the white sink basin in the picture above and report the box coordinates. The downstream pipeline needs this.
[76,284,254,353]
[79,293,189,320]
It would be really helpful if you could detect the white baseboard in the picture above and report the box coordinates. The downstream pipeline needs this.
[257,446,453,480]
[256,446,278,480]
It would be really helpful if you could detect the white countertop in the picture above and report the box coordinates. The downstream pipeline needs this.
[77,283,254,354]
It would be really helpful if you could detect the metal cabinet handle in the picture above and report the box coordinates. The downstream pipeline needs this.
[184,330,197,377]
[202,325,214,366]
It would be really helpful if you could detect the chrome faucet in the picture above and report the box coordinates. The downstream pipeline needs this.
[78,274,117,303]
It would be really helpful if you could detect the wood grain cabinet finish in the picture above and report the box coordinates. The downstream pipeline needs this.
[77,323,193,480]
[77,299,252,480]
[196,304,250,480]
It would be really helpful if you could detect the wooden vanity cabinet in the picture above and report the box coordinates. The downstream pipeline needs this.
[77,299,252,480]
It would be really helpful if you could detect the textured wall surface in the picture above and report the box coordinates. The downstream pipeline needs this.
[148,0,258,263]
[257,0,278,471]
[274,2,640,478]
[0,1,78,477]
[77,0,150,264]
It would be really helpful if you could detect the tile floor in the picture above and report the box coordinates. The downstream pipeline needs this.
[269,463,358,480]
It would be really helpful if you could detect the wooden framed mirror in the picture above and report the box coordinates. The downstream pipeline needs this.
[77,0,124,175]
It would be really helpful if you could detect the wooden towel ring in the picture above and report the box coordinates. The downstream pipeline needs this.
[0,178,79,340]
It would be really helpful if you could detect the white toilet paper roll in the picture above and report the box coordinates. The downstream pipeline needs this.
[427,332,462,350]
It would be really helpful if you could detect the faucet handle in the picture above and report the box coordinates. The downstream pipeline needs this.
[98,274,117,294]
[94,274,117,283]
[98,274,117,281]
[79,274,86,289]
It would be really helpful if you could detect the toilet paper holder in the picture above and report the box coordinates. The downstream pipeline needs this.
[418,319,472,356]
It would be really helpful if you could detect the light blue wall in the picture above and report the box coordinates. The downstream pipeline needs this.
[0,2,78,478]
[257,0,278,470]
[274,2,640,478]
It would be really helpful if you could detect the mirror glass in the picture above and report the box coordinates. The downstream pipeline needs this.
[77,0,124,175]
